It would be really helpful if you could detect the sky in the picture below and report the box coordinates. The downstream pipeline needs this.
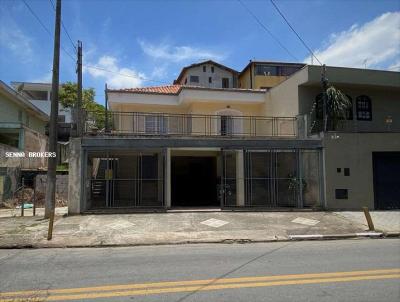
[0,0,399,104]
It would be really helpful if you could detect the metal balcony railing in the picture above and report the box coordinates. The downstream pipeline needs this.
[297,113,400,137]
[84,111,298,138]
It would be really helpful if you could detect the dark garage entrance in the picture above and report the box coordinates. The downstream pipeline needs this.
[171,156,219,207]
[373,152,400,210]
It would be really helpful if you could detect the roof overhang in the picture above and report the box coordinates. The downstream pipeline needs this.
[0,81,49,121]
[107,86,265,107]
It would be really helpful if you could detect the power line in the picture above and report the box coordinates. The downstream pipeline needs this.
[83,65,171,84]
[22,0,171,85]
[270,0,322,65]
[49,0,77,52]
[22,0,75,62]
[237,0,299,61]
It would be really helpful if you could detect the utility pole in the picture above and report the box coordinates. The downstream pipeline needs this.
[76,40,83,136]
[321,64,328,132]
[105,83,109,133]
[45,0,61,234]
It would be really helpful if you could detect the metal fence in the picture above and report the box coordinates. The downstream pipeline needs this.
[84,111,298,138]
[299,113,400,135]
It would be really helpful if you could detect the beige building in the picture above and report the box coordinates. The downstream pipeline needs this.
[239,61,305,90]
[68,64,400,214]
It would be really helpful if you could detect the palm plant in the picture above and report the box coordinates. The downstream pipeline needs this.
[310,85,352,132]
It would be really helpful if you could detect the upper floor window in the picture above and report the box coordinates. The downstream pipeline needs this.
[184,78,187,84]
[203,66,206,72]
[220,116,233,136]
[211,66,214,73]
[190,75,199,83]
[280,66,300,76]
[356,95,372,121]
[255,65,278,76]
[145,115,167,134]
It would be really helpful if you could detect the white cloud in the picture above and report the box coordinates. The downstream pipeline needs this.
[84,55,145,89]
[305,12,400,69]
[138,40,226,62]
[0,12,33,62]
[31,71,52,83]
[388,60,400,71]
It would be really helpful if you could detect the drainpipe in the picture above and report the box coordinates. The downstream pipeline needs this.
[249,60,253,89]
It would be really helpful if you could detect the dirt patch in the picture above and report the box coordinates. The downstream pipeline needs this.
[0,188,67,209]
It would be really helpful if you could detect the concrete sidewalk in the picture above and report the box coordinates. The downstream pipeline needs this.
[335,211,400,233]
[1,208,396,248]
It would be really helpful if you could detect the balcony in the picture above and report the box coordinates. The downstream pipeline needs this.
[297,114,400,137]
[84,111,298,138]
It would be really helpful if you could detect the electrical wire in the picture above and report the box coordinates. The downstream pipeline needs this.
[22,0,170,85]
[237,0,299,61]
[22,0,76,61]
[270,0,322,65]
[49,0,77,52]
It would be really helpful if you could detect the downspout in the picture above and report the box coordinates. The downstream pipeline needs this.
[249,60,253,89]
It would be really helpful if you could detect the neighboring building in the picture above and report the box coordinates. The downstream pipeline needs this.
[11,82,71,164]
[0,81,49,201]
[239,61,305,90]
[264,65,400,210]
[11,82,72,124]
[68,64,399,214]
[174,60,239,88]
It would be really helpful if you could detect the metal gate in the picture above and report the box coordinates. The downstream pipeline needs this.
[220,150,237,207]
[88,151,164,208]
[244,150,299,207]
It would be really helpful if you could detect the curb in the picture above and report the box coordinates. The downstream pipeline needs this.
[1,232,398,249]
[289,232,384,241]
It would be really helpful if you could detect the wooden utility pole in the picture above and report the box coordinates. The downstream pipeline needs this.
[76,40,83,136]
[321,64,328,132]
[45,0,61,234]
[105,83,109,133]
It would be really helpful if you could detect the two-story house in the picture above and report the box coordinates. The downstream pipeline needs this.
[264,65,400,210]
[173,60,239,88]
[0,81,49,201]
[11,82,72,165]
[68,63,399,214]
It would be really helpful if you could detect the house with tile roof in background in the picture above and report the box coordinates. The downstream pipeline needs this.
[173,60,239,88]
[67,60,400,214]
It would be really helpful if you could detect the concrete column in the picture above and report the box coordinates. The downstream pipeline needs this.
[68,138,82,214]
[236,150,245,206]
[164,148,171,208]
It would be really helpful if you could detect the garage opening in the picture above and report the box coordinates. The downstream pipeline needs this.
[373,152,400,210]
[171,156,219,207]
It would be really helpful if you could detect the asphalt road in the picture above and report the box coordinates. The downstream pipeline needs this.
[0,239,399,301]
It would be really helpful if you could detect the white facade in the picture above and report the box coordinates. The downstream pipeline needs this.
[176,61,238,88]
[11,82,72,123]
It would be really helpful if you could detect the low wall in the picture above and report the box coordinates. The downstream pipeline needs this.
[35,174,68,200]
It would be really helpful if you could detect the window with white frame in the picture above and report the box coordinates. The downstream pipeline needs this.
[145,115,167,134]
[215,109,243,136]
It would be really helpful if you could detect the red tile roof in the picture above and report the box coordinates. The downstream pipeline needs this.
[108,85,182,95]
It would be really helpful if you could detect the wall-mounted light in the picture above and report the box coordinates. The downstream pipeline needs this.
[385,115,393,131]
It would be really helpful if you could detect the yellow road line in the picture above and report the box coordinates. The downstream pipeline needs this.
[1,273,399,302]
[0,268,399,300]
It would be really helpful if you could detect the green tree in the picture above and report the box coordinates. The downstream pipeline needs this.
[59,82,107,129]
